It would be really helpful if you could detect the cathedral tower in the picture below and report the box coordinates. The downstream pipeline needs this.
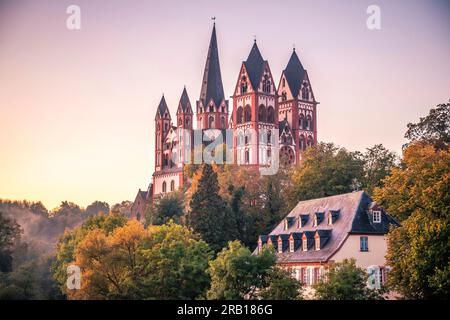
[231,41,278,166]
[277,49,318,164]
[197,23,229,130]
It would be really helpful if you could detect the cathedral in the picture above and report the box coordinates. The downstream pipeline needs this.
[130,23,318,221]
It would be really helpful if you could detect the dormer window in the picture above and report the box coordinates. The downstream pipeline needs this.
[313,216,318,227]
[302,238,308,251]
[289,239,294,252]
[278,240,283,253]
[373,211,382,223]
[258,240,262,253]
[328,213,333,225]
[315,237,320,251]
[284,219,288,231]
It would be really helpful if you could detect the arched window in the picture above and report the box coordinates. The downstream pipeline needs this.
[236,107,243,124]
[209,116,214,128]
[282,78,286,88]
[245,149,250,164]
[267,131,272,144]
[262,75,271,93]
[281,91,287,101]
[307,136,314,147]
[178,118,182,126]
[162,181,167,193]
[170,180,175,191]
[299,135,306,150]
[244,105,252,122]
[302,83,310,100]
[240,75,248,94]
[186,117,190,127]
[306,115,312,131]
[220,116,226,129]
[299,114,305,129]
[258,105,266,122]
[267,106,274,123]
[209,105,214,113]
[163,154,168,166]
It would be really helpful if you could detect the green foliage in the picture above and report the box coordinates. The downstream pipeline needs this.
[141,222,213,299]
[259,267,303,300]
[207,241,301,300]
[287,143,364,208]
[0,211,22,272]
[361,144,399,194]
[51,213,128,295]
[314,259,384,300]
[149,191,184,225]
[385,210,449,299]
[188,164,229,252]
[405,100,449,149]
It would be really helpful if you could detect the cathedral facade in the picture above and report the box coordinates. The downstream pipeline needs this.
[131,23,318,220]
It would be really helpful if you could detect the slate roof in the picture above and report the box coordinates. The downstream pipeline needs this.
[178,87,192,113]
[199,24,225,107]
[283,50,306,97]
[262,191,400,263]
[156,95,170,119]
[244,42,266,90]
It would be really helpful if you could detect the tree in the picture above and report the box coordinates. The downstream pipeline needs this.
[404,100,449,149]
[361,144,398,194]
[259,267,303,300]
[373,142,449,221]
[385,210,449,299]
[51,213,128,295]
[207,241,301,300]
[287,143,364,208]
[85,201,110,216]
[54,219,212,300]
[149,191,184,225]
[314,259,384,300]
[0,212,21,272]
[188,164,229,252]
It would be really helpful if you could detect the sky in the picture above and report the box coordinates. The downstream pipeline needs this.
[0,0,449,210]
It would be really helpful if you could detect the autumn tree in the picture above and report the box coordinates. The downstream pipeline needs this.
[287,142,364,208]
[314,259,384,300]
[373,142,449,221]
[188,164,229,252]
[207,241,302,300]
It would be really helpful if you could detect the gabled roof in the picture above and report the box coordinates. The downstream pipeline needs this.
[260,191,400,263]
[178,87,192,113]
[244,42,266,90]
[283,50,306,98]
[156,95,170,119]
[199,24,225,107]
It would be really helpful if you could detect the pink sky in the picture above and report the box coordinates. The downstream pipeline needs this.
[0,0,449,209]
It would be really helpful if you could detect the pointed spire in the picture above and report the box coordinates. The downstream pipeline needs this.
[156,95,170,119]
[199,23,225,107]
[178,86,192,113]
[284,50,305,97]
[244,41,265,90]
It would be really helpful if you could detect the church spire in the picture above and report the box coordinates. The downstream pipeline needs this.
[199,23,225,108]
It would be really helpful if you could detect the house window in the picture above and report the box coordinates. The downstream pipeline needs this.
[373,211,382,223]
[328,213,333,225]
[313,216,318,227]
[302,239,308,251]
[282,78,286,87]
[281,91,287,101]
[315,237,320,251]
[262,75,271,93]
[289,239,294,252]
[301,268,307,284]
[284,219,288,231]
[170,180,175,191]
[360,236,369,252]
[245,149,250,164]
[278,241,283,253]
[162,181,167,193]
